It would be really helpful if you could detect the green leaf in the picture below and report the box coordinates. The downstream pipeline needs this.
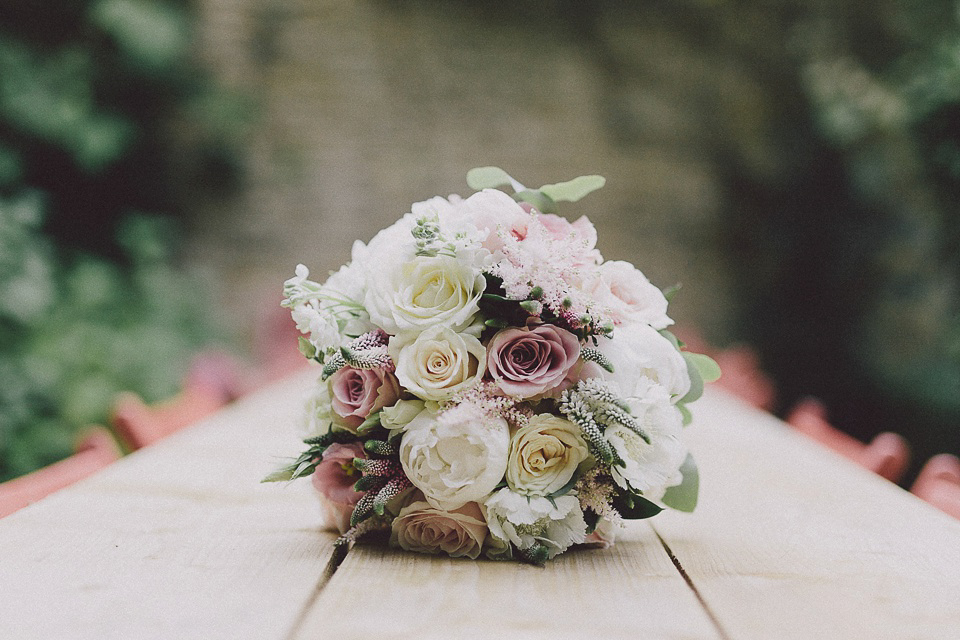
[538,175,606,202]
[662,283,682,303]
[659,329,682,350]
[611,491,663,520]
[261,467,295,483]
[661,453,699,512]
[685,352,722,383]
[681,352,705,404]
[512,189,556,213]
[678,403,693,426]
[466,166,517,191]
[356,412,381,435]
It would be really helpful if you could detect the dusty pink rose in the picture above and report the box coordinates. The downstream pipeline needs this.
[487,324,581,398]
[329,367,400,431]
[389,500,488,559]
[311,442,366,533]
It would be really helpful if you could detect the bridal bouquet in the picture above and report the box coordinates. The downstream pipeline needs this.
[266,167,719,565]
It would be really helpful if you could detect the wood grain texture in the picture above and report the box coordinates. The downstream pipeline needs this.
[4,374,960,640]
[653,388,960,640]
[295,521,720,640]
[0,370,332,640]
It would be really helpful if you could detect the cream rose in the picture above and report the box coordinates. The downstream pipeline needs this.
[390,500,488,559]
[389,325,486,401]
[399,403,509,511]
[483,489,587,559]
[606,377,686,494]
[506,414,591,496]
[364,254,485,334]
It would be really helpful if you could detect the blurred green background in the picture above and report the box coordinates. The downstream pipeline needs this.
[1,0,958,484]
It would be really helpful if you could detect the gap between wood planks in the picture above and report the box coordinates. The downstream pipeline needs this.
[651,524,733,640]
[284,543,348,640]
[284,525,733,640]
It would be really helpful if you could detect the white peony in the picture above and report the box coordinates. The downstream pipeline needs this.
[596,322,691,402]
[506,414,591,496]
[389,324,486,401]
[586,260,672,329]
[606,377,686,494]
[364,255,486,334]
[399,403,509,511]
[483,488,587,559]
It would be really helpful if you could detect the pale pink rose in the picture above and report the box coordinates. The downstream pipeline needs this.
[311,442,366,533]
[460,189,530,253]
[487,324,581,398]
[586,260,672,328]
[329,367,400,430]
[390,500,488,559]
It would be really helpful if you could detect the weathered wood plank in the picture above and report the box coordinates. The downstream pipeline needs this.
[294,522,721,640]
[653,388,960,640]
[0,370,332,640]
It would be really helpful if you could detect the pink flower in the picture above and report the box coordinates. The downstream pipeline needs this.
[486,324,581,398]
[329,367,400,431]
[311,442,367,533]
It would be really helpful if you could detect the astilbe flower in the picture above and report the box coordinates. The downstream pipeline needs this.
[448,381,532,429]
[488,216,611,333]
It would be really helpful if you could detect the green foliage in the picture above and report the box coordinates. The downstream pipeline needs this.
[0,196,213,482]
[661,453,699,513]
[0,0,242,482]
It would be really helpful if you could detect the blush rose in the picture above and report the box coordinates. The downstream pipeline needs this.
[487,324,581,398]
[329,367,400,431]
[390,500,488,559]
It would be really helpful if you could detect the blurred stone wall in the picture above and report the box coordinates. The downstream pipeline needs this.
[186,0,793,346]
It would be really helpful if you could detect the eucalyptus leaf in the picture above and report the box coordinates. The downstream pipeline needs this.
[538,175,606,202]
[662,283,682,302]
[678,402,693,426]
[681,352,705,404]
[685,352,722,383]
[466,166,519,191]
[512,189,556,214]
[661,453,699,512]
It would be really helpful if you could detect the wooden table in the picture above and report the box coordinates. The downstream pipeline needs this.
[2,370,959,639]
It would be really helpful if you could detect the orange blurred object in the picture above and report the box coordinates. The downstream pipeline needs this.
[910,454,960,520]
[111,350,242,450]
[786,397,910,484]
[0,427,120,519]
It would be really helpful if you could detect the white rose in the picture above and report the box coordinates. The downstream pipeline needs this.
[364,255,485,334]
[587,260,672,329]
[606,377,686,494]
[596,322,691,401]
[484,488,587,559]
[506,414,591,496]
[399,403,509,511]
[390,500,488,559]
[389,325,486,401]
